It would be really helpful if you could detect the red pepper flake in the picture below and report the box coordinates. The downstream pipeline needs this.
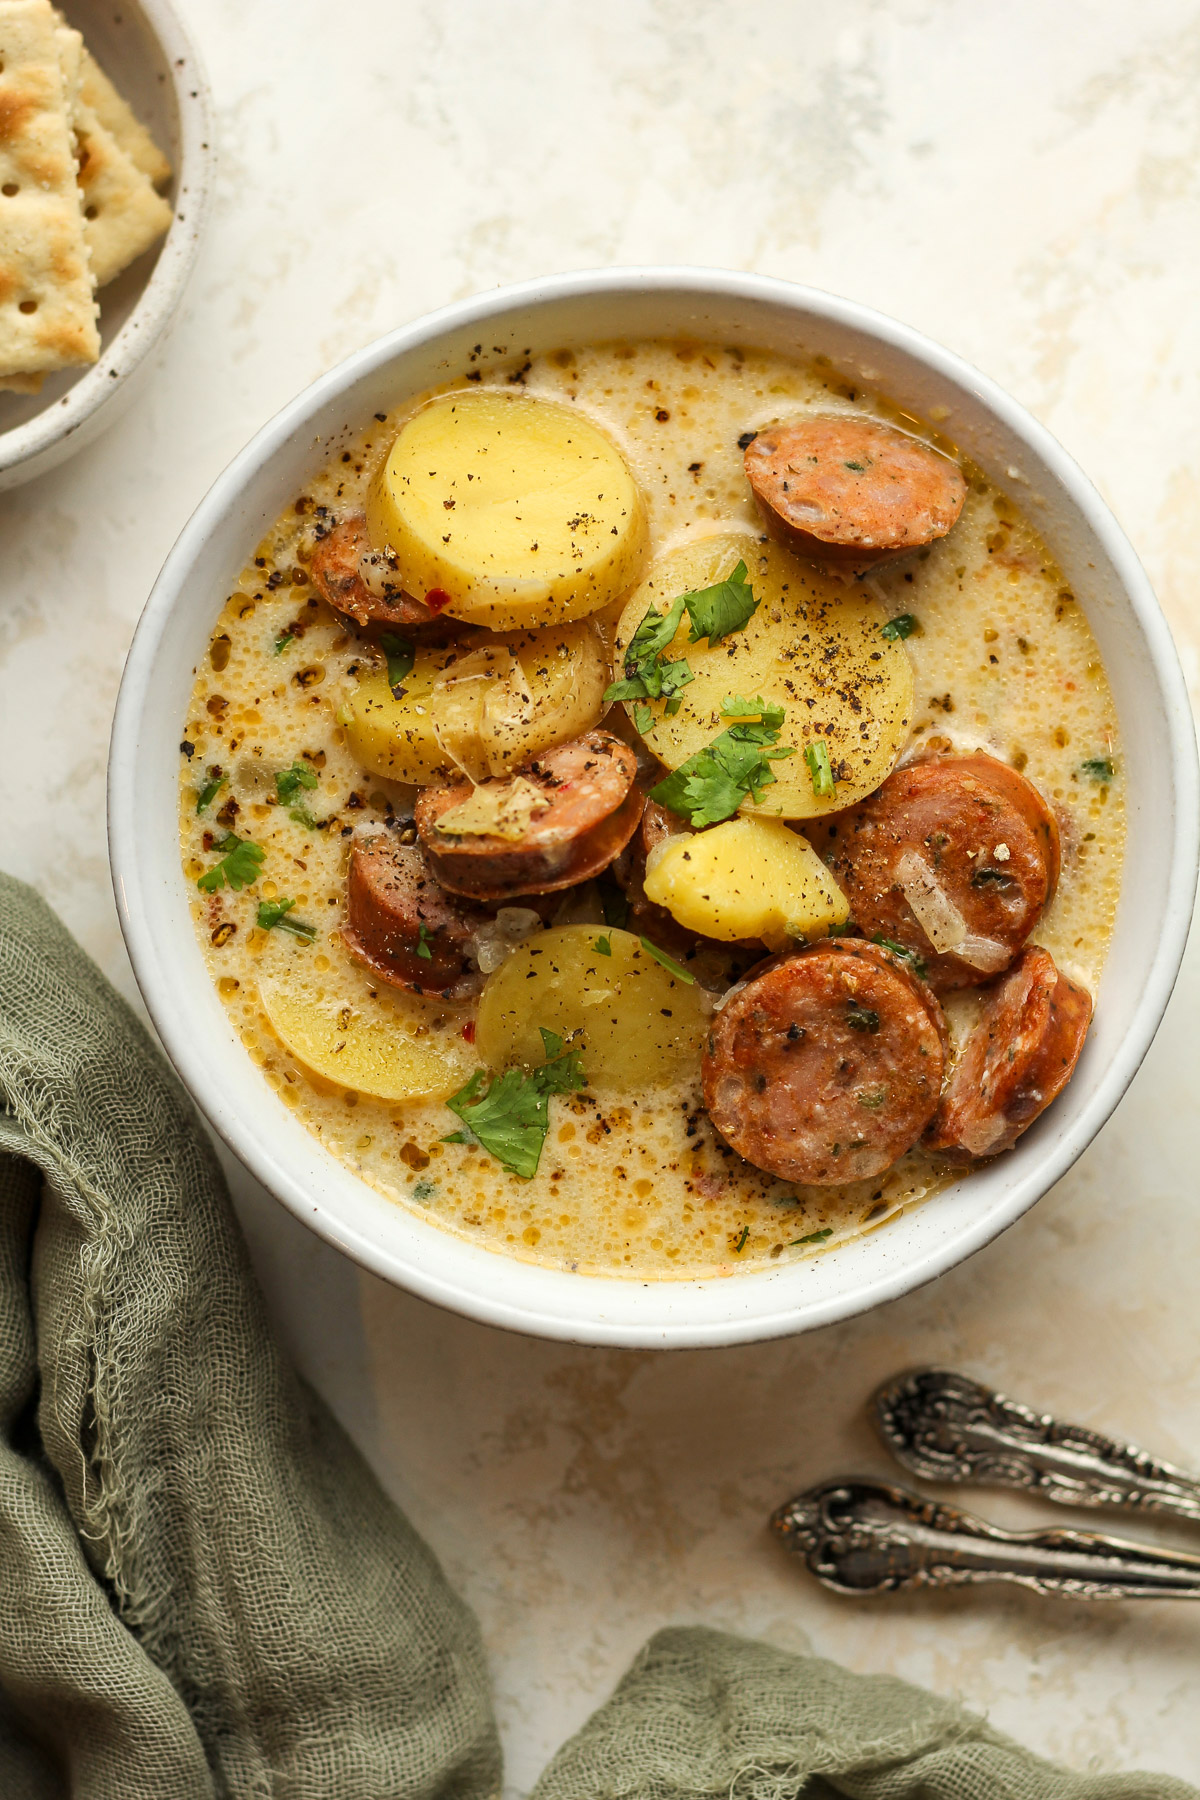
[425,587,453,613]
[461,1019,476,1043]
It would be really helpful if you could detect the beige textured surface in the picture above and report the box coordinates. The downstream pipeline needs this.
[0,0,97,376]
[1,0,1199,1791]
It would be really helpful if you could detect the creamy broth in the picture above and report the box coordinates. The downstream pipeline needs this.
[179,341,1123,1277]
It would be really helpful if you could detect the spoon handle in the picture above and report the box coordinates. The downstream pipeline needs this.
[873,1368,1200,1523]
[771,1479,1200,1599]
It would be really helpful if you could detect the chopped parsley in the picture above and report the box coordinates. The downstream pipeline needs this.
[415,924,433,960]
[256,897,316,940]
[273,630,298,655]
[881,613,917,641]
[791,1227,833,1247]
[650,694,795,827]
[858,1088,888,1110]
[846,1001,881,1033]
[443,1028,588,1179]
[602,560,759,713]
[872,936,928,979]
[632,702,655,736]
[803,739,835,798]
[1080,756,1114,781]
[679,560,759,644]
[379,631,416,692]
[195,772,226,814]
[197,833,265,893]
[733,1226,749,1254]
[275,762,319,803]
[639,936,695,983]
[593,934,613,956]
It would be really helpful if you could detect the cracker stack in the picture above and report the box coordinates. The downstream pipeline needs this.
[0,0,173,393]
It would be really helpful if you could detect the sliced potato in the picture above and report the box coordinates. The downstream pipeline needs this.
[643,816,848,950]
[342,642,462,785]
[366,390,648,631]
[343,621,608,784]
[474,925,707,1093]
[260,954,473,1101]
[614,532,914,819]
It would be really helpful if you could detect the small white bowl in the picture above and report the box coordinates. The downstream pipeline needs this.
[0,0,212,492]
[109,269,1199,1348]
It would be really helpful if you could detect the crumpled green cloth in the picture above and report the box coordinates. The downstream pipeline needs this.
[0,872,1192,1800]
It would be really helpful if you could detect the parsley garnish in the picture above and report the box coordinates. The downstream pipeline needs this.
[872,936,928,979]
[791,1227,834,1247]
[846,1001,880,1033]
[632,702,655,736]
[274,630,298,655]
[881,614,917,641]
[197,834,265,893]
[602,561,760,714]
[275,762,318,803]
[649,694,795,827]
[443,1028,588,1179]
[679,560,759,644]
[803,739,835,798]
[639,936,695,983]
[379,631,415,692]
[256,897,316,940]
[195,773,226,814]
[415,924,433,960]
[733,1226,749,1254]
[593,934,613,956]
[1080,756,1114,781]
[276,762,319,827]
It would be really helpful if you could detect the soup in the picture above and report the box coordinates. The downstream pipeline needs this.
[178,340,1122,1277]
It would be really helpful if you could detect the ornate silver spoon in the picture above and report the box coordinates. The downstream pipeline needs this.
[873,1368,1200,1523]
[771,1479,1200,1599]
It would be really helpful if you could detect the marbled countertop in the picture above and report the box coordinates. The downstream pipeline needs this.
[3,1,1200,1788]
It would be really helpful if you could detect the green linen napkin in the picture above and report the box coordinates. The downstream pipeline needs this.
[0,870,1192,1800]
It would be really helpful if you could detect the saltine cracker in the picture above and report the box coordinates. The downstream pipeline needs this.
[0,0,98,380]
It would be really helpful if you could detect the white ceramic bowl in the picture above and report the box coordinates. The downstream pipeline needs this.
[109,269,1199,1348]
[0,0,212,491]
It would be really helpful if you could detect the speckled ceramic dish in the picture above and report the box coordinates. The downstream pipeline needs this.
[108,269,1199,1347]
[0,0,212,492]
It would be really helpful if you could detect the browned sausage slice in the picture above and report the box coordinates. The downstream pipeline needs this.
[744,415,966,575]
[809,754,1060,993]
[926,946,1092,1159]
[702,940,946,1186]
[416,730,643,900]
[311,513,439,630]
[342,833,492,997]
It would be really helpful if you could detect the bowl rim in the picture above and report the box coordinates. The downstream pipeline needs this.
[0,0,213,485]
[109,265,1200,1347]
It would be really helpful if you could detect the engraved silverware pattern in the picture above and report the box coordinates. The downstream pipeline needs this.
[771,1479,1200,1600]
[873,1368,1200,1523]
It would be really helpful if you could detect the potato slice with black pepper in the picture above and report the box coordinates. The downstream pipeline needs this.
[474,925,707,1092]
[613,533,914,819]
[260,954,473,1100]
[343,620,609,785]
[366,390,648,631]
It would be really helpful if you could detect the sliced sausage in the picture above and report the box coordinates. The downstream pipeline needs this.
[310,513,439,631]
[744,415,967,575]
[702,939,947,1186]
[416,730,643,900]
[809,754,1060,993]
[342,833,492,997]
[926,946,1092,1159]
